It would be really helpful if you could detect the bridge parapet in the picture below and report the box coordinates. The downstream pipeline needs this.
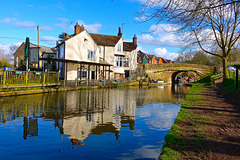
[146,63,213,71]
[145,63,214,83]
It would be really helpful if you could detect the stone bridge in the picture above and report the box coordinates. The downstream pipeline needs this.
[144,63,214,83]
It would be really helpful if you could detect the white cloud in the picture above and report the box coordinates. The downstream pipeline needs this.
[77,20,102,33]
[137,45,146,53]
[57,17,69,22]
[85,23,102,33]
[0,42,21,62]
[40,36,58,45]
[0,18,35,28]
[55,18,71,30]
[55,23,66,29]
[0,18,17,24]
[15,20,35,28]
[40,26,53,31]
[138,24,181,47]
[149,48,178,60]
[0,44,10,53]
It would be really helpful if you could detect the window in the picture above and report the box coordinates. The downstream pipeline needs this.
[88,50,96,60]
[59,45,64,58]
[124,58,129,67]
[82,71,87,78]
[114,56,129,67]
[78,71,87,78]
[118,44,121,52]
[16,57,18,67]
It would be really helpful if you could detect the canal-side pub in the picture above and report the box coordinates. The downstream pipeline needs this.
[13,22,138,85]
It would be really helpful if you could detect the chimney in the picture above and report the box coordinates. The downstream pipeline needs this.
[133,34,137,45]
[65,33,70,39]
[74,22,85,35]
[118,27,122,37]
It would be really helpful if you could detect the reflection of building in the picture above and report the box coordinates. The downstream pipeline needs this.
[61,89,136,144]
[23,117,38,140]
[0,86,189,142]
[136,85,190,106]
[0,89,136,142]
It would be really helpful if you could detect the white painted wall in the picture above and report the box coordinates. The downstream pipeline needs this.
[124,49,137,71]
[65,31,99,63]
[59,31,137,80]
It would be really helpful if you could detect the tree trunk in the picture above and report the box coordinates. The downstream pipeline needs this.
[222,58,229,81]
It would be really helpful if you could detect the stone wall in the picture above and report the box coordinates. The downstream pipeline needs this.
[144,63,214,83]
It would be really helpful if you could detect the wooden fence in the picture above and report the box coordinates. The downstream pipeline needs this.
[0,70,59,86]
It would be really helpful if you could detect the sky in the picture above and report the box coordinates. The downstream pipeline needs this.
[0,0,182,60]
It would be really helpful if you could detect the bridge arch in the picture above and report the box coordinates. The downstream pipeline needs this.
[170,70,197,84]
[145,63,214,83]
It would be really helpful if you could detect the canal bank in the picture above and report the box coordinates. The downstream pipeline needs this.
[0,80,171,97]
[159,77,240,160]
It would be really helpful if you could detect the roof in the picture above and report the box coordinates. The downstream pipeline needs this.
[166,59,172,63]
[137,50,147,59]
[155,57,161,61]
[123,42,137,51]
[13,42,25,55]
[89,33,121,46]
[30,43,56,54]
[147,55,155,59]
[39,58,112,66]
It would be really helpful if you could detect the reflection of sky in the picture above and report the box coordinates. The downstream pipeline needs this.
[136,103,180,131]
[0,86,187,160]
[118,145,161,160]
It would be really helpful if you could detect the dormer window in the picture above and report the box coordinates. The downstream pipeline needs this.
[118,44,121,52]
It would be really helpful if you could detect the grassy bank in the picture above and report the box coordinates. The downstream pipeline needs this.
[159,77,212,160]
[222,77,240,93]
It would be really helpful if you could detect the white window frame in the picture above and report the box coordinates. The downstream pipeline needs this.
[117,44,121,52]
[114,56,129,67]
[88,50,96,60]
[16,57,19,67]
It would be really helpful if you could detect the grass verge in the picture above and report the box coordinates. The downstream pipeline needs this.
[159,77,212,160]
[222,77,240,93]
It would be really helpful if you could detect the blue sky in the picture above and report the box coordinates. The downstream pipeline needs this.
[0,0,182,60]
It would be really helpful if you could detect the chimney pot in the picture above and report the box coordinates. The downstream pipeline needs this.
[74,22,85,35]
[118,27,122,37]
[133,34,137,45]
[66,33,70,39]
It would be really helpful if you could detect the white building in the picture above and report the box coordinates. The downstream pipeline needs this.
[42,23,137,81]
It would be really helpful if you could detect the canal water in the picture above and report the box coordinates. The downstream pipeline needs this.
[0,85,190,160]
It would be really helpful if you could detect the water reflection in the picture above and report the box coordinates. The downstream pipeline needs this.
[0,85,190,159]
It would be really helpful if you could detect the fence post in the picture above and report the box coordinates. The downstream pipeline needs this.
[57,71,60,83]
[3,70,6,85]
[43,72,46,84]
[236,67,239,90]
[25,71,28,84]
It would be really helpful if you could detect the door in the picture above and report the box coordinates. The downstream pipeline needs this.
[91,71,95,79]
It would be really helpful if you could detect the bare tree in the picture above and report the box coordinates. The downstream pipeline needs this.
[138,0,240,80]
[0,49,12,67]
[175,51,212,65]
[9,44,19,62]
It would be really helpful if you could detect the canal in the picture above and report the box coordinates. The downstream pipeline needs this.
[0,85,190,160]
